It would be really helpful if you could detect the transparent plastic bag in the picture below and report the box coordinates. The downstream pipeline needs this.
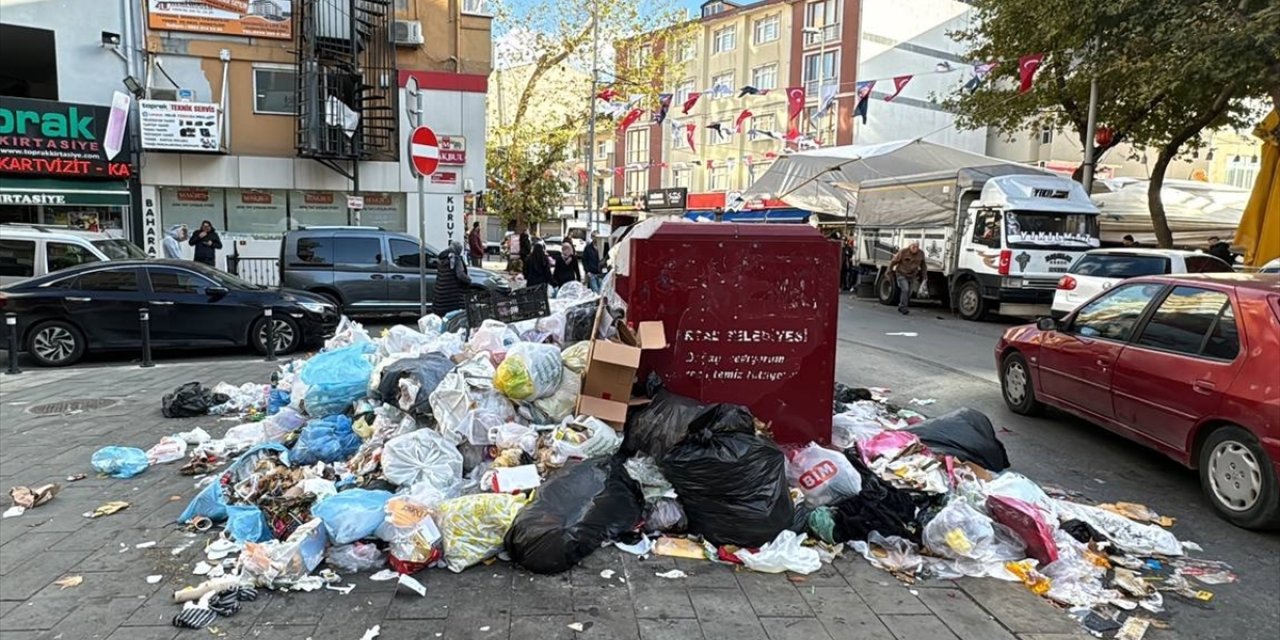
[923,500,995,560]
[624,456,674,500]
[435,493,528,573]
[263,407,307,441]
[561,341,590,374]
[786,443,862,506]
[532,369,581,424]
[1054,499,1183,557]
[312,489,394,545]
[535,312,567,345]
[146,436,188,464]
[735,531,822,575]
[549,416,622,466]
[455,410,506,447]
[381,428,465,495]
[91,446,149,479]
[986,472,1057,519]
[241,519,328,588]
[850,532,924,575]
[379,325,434,358]
[466,320,515,364]
[490,422,538,455]
[326,542,386,573]
[832,412,885,450]
[222,422,267,452]
[493,343,563,401]
[417,314,443,336]
[430,353,500,436]
[324,316,372,351]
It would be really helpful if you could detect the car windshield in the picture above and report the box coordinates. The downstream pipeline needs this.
[1004,212,1100,250]
[91,239,148,260]
[1071,254,1169,278]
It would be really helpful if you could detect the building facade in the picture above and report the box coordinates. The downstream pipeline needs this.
[2,0,492,272]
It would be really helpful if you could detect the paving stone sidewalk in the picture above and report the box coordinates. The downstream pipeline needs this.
[0,357,1088,640]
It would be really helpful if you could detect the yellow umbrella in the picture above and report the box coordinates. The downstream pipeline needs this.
[1234,109,1280,268]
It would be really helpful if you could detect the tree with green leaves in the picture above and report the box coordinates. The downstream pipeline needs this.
[945,0,1280,247]
[486,0,695,228]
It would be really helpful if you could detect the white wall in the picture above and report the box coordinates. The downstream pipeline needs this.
[856,0,986,153]
[0,0,135,106]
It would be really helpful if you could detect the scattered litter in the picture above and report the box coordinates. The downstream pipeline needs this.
[358,625,381,640]
[654,536,705,560]
[479,626,490,632]
[205,539,238,561]
[397,574,427,597]
[2,506,23,518]
[325,583,356,595]
[85,501,130,518]
[567,622,593,632]
[146,575,164,584]
[136,541,157,549]
[10,483,60,511]
[193,562,213,576]
[615,537,654,557]
[369,570,398,582]
[54,575,83,589]
[599,569,615,579]
[884,332,918,337]
[655,569,688,579]
[1115,617,1151,640]
[909,398,936,406]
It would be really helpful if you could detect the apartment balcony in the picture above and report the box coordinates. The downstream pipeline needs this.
[802,24,840,48]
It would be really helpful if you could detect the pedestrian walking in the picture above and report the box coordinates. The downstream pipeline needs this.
[552,242,583,288]
[841,237,856,292]
[163,224,188,259]
[889,241,926,315]
[433,240,472,316]
[188,220,222,267]
[583,231,603,292]
[1205,236,1235,265]
[523,242,553,288]
[468,221,485,268]
[519,228,533,262]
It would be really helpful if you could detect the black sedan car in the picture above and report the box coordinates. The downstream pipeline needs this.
[0,260,340,366]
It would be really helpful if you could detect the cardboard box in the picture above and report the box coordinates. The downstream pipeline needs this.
[576,318,666,429]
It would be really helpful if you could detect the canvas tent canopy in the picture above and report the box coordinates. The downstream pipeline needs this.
[1092,181,1247,247]
[740,139,1041,216]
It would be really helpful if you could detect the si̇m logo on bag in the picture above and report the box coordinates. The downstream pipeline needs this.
[798,460,839,490]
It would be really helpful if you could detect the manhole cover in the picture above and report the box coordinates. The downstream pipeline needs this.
[27,398,120,415]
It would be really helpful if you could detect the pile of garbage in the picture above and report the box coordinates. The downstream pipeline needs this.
[83,283,1224,637]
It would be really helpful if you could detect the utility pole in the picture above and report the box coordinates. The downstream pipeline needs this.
[1081,76,1099,194]
[584,0,600,235]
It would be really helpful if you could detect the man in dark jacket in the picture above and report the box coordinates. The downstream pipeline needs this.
[1206,236,1235,266]
[889,241,926,315]
[583,231,603,292]
[467,222,485,267]
[433,240,472,316]
[188,220,222,267]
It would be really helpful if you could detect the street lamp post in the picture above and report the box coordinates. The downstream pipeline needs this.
[584,0,600,236]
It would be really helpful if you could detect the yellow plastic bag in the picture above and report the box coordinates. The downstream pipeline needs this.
[561,342,590,374]
[435,493,528,572]
[494,355,535,400]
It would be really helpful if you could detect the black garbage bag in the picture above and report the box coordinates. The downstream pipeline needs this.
[660,404,794,547]
[162,382,225,418]
[374,353,454,418]
[906,408,1010,471]
[505,456,643,574]
[833,383,872,405]
[825,452,929,543]
[563,303,598,344]
[622,388,721,460]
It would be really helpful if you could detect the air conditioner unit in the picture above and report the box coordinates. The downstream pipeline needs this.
[393,20,424,46]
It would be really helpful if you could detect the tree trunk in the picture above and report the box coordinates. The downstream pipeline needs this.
[1146,149,1176,248]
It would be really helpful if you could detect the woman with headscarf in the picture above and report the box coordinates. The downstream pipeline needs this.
[523,242,553,288]
[551,242,583,288]
[188,220,222,267]
[434,240,472,316]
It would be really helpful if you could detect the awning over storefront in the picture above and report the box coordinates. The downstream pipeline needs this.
[683,208,811,223]
[0,177,132,206]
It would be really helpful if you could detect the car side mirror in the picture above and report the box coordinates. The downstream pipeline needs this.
[206,286,229,299]
[1036,317,1058,332]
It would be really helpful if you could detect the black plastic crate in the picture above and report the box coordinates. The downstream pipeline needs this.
[464,284,551,327]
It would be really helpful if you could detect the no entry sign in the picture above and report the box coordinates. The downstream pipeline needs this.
[408,126,439,177]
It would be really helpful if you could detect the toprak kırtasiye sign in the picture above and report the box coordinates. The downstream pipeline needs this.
[0,93,135,179]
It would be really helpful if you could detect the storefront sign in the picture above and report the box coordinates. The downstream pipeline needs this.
[0,95,134,179]
[228,188,287,236]
[147,0,292,40]
[139,100,223,152]
[141,186,161,257]
[645,187,688,211]
[431,171,458,185]
[346,195,364,210]
[439,136,466,165]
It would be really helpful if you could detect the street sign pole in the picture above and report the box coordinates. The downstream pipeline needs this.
[406,76,429,318]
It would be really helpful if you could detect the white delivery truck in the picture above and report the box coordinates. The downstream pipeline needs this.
[854,166,1101,320]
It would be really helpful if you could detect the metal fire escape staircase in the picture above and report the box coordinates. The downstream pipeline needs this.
[294,0,397,180]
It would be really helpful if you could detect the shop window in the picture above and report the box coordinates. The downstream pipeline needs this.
[227,189,287,237]
[0,24,57,99]
[46,242,100,272]
[78,269,139,292]
[0,239,35,278]
[148,269,211,294]
[254,68,297,115]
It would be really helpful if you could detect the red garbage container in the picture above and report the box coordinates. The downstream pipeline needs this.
[617,222,839,445]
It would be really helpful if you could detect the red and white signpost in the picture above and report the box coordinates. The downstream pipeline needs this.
[408,125,440,178]
[405,76,435,316]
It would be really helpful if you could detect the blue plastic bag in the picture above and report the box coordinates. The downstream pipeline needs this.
[267,389,291,415]
[226,504,273,543]
[90,446,149,479]
[299,344,374,417]
[178,443,289,524]
[311,488,393,544]
[290,415,360,466]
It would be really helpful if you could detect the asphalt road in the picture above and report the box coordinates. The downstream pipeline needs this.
[833,294,1280,640]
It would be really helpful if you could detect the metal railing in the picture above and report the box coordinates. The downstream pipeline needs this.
[803,24,840,47]
[227,256,281,287]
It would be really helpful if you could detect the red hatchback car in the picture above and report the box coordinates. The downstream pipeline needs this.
[995,274,1280,529]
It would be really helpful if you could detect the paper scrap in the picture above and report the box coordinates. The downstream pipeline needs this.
[479,626,491,632]
[885,332,918,337]
[146,575,163,584]
[10,483,60,509]
[615,536,654,557]
[1115,617,1150,640]
[54,575,83,589]
[654,536,704,560]
[599,569,615,580]
[358,625,381,640]
[135,541,157,549]
[568,622,594,632]
[369,569,398,582]
[909,398,936,406]
[85,501,130,518]
[655,569,688,579]
[2,506,24,518]
[66,473,87,482]
[326,583,356,595]
[398,574,427,597]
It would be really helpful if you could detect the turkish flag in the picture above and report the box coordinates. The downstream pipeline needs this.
[1018,54,1045,94]
[785,86,806,122]
[596,87,620,102]
[685,123,697,153]
[681,92,703,115]
[885,75,912,102]
[618,108,644,131]
[735,109,754,133]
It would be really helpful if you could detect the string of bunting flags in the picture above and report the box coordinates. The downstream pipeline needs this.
[593,51,1046,153]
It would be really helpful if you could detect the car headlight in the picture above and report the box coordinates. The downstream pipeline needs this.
[298,301,331,314]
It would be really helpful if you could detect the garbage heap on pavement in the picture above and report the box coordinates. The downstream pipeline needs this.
[86,280,1226,638]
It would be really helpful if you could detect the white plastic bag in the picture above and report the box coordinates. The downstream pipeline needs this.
[379,325,434,358]
[850,532,924,575]
[1053,499,1183,557]
[490,422,538,455]
[324,316,372,351]
[549,416,621,465]
[986,472,1057,519]
[146,436,188,464]
[832,412,885,450]
[417,314,443,336]
[222,422,267,452]
[465,320,515,364]
[735,531,821,575]
[326,542,386,573]
[561,342,590,374]
[454,410,506,446]
[493,343,563,401]
[380,429,464,495]
[531,369,581,424]
[535,312,567,344]
[430,353,499,437]
[786,443,862,506]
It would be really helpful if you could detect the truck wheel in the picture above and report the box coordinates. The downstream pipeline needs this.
[1199,425,1280,530]
[956,279,987,321]
[876,271,898,306]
